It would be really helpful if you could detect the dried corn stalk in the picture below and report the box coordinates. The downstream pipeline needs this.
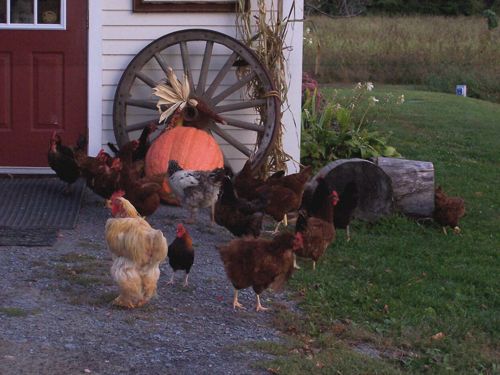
[236,0,296,176]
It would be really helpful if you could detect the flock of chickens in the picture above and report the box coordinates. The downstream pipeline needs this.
[47,128,465,312]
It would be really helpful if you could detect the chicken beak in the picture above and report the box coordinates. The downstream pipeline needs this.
[105,199,112,209]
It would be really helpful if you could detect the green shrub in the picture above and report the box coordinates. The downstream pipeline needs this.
[301,82,401,171]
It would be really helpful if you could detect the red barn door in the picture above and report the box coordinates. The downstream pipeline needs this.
[0,0,87,167]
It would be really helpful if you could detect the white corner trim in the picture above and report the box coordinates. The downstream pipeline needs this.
[87,0,102,156]
[282,0,304,173]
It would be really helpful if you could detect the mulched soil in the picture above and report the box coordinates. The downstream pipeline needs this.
[0,189,296,375]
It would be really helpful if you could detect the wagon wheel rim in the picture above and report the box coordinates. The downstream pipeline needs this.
[113,29,280,170]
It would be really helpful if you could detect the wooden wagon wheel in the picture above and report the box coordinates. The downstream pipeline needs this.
[113,29,280,170]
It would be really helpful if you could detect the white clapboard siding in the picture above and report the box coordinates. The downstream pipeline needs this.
[99,0,303,172]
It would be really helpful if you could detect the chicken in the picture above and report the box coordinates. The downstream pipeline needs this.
[166,223,194,287]
[232,159,286,201]
[120,162,165,217]
[214,176,266,238]
[72,134,91,167]
[107,123,157,163]
[232,159,267,201]
[105,194,168,308]
[295,178,339,270]
[87,157,122,199]
[77,149,112,183]
[47,131,81,194]
[218,231,304,312]
[167,160,226,223]
[433,186,465,234]
[332,181,359,241]
[255,165,313,228]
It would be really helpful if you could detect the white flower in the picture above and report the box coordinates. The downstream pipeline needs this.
[397,94,405,104]
[366,82,374,91]
[355,82,363,89]
[368,96,379,105]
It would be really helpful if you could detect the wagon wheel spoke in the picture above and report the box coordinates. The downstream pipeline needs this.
[126,120,159,133]
[220,117,264,132]
[196,41,214,96]
[214,99,267,114]
[135,71,157,88]
[202,51,238,99]
[209,71,257,106]
[208,124,252,157]
[126,99,157,110]
[154,52,170,76]
[180,41,195,91]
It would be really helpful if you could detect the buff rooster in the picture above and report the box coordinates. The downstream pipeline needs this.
[105,192,168,308]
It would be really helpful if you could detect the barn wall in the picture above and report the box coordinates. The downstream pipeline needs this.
[92,0,303,173]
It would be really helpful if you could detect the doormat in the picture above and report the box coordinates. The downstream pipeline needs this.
[0,177,85,246]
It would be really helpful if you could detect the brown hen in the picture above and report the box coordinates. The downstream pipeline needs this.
[218,231,303,312]
[255,165,313,228]
[295,178,339,270]
[434,186,465,234]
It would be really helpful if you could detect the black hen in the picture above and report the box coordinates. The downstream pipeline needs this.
[333,181,359,241]
[214,177,266,238]
[47,132,81,194]
[107,123,157,162]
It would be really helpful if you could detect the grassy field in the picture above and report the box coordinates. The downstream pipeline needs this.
[259,87,500,374]
[303,16,500,103]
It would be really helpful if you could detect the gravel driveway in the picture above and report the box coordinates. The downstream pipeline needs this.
[0,189,293,375]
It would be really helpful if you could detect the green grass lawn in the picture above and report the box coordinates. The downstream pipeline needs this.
[261,87,500,374]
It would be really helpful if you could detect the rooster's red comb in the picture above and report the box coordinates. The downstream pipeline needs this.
[110,190,125,200]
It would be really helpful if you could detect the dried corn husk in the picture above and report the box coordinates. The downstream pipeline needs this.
[153,67,198,123]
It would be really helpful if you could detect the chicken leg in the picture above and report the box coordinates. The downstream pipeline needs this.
[293,254,301,270]
[167,272,175,285]
[255,294,269,312]
[233,289,245,310]
[210,203,216,225]
[346,225,351,241]
[183,272,189,287]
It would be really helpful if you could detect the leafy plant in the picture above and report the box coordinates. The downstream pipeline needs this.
[301,81,402,171]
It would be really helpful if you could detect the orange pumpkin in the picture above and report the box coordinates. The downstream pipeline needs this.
[145,126,224,204]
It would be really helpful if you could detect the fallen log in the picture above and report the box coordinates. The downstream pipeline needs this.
[372,157,435,218]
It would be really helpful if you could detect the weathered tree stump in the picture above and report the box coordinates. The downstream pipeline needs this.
[372,157,435,218]
[306,158,394,222]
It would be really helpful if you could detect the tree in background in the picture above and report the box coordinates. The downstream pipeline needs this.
[305,0,369,16]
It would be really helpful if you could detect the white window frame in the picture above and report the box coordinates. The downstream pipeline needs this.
[0,0,66,30]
